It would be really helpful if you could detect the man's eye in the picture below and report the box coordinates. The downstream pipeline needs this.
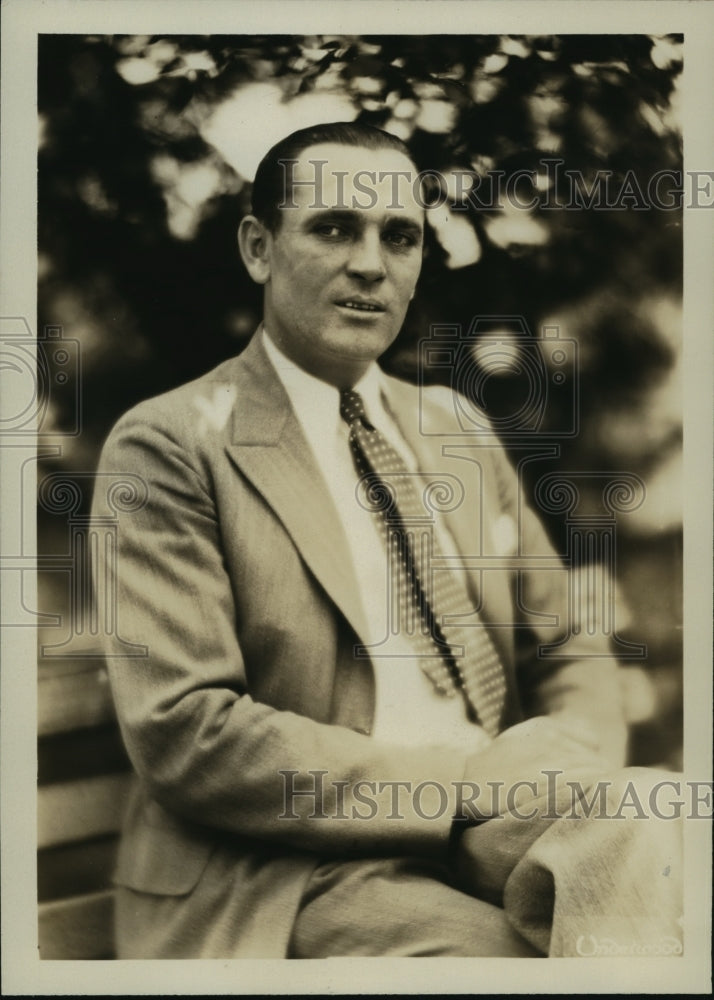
[314,224,347,239]
[385,231,417,248]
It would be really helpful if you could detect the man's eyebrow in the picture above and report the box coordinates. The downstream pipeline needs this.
[307,209,361,226]
[306,209,423,235]
[383,217,423,237]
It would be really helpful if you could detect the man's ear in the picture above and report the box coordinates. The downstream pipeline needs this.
[237,215,272,285]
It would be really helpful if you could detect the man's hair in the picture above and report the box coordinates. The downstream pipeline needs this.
[250,121,417,232]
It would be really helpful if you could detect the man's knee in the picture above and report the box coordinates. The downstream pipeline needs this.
[288,856,542,958]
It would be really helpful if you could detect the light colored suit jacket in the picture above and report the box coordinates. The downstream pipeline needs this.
[92,332,625,956]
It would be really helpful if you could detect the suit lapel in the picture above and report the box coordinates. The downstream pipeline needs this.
[223,338,513,665]
[224,336,369,644]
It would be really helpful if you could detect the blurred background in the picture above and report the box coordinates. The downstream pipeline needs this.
[37,33,683,770]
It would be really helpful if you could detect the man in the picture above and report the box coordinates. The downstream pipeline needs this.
[92,122,681,959]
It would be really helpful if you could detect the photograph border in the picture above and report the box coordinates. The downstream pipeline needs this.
[1,0,712,994]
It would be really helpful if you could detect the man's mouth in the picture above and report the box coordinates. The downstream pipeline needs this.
[336,299,386,313]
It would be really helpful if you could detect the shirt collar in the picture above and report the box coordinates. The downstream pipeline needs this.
[261,327,389,431]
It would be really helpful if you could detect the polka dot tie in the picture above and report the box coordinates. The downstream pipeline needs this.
[340,388,506,736]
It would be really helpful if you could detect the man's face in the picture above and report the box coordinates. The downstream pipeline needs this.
[260,142,424,387]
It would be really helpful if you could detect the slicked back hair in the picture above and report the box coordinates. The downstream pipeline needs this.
[250,121,418,232]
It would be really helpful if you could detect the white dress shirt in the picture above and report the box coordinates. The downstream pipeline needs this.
[263,329,492,753]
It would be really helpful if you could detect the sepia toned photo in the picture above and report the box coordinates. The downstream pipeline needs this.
[1,1,712,995]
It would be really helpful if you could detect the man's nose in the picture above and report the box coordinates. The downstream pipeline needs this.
[346,231,386,283]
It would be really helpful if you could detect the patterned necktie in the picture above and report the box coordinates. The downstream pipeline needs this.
[340,388,507,736]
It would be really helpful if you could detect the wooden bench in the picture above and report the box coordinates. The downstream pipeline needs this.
[37,660,680,960]
[38,661,131,960]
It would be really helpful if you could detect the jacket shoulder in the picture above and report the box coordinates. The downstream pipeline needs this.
[104,353,247,444]
[383,372,501,441]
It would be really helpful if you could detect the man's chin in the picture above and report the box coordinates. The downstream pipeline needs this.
[324,325,399,362]
[307,344,390,387]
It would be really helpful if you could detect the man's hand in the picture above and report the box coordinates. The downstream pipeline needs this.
[459,715,609,822]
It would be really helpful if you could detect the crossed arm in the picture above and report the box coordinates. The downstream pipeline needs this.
[93,400,627,863]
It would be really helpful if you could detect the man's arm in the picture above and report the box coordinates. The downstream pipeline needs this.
[488,442,629,768]
[94,403,473,858]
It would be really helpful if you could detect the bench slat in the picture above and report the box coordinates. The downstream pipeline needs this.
[38,662,116,738]
[38,835,118,902]
[38,724,129,785]
[38,773,131,849]
[38,890,115,960]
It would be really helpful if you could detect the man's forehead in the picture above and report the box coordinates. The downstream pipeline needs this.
[288,141,424,216]
[292,141,416,176]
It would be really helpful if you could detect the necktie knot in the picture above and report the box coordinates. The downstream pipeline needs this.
[339,389,373,431]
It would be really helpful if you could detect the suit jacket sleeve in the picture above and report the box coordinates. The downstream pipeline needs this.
[93,401,470,859]
[488,442,628,766]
